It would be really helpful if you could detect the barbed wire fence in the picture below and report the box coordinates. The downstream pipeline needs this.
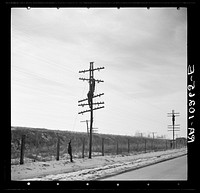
[11,130,186,165]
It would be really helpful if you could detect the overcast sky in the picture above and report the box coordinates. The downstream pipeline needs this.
[11,8,187,139]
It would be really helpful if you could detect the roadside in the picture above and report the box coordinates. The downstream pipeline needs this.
[11,147,187,181]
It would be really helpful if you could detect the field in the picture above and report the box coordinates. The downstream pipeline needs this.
[11,126,184,165]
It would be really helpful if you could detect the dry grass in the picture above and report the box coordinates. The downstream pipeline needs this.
[11,126,172,164]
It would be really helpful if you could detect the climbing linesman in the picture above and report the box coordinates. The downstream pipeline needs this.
[87,78,95,108]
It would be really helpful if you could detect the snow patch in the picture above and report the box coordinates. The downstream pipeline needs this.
[19,148,187,181]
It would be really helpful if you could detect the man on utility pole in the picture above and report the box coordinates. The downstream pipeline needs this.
[78,62,105,159]
[87,77,95,108]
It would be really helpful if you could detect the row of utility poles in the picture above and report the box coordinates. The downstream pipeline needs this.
[77,62,181,158]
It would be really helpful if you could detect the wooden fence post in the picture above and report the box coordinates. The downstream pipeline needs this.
[116,140,118,155]
[151,139,154,151]
[36,131,39,149]
[20,135,25,165]
[127,139,130,153]
[82,138,85,158]
[56,135,60,161]
[102,138,104,156]
[145,139,146,153]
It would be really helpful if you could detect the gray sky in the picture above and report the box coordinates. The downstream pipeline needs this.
[11,8,187,139]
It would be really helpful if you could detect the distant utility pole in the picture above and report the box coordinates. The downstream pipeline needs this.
[80,120,90,156]
[80,120,90,137]
[167,110,180,149]
[78,62,105,159]
[138,133,143,137]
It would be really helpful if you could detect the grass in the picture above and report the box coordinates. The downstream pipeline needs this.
[11,126,177,164]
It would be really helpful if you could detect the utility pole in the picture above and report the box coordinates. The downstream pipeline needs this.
[78,62,105,159]
[80,120,90,137]
[80,120,90,156]
[167,110,180,149]
[137,132,143,137]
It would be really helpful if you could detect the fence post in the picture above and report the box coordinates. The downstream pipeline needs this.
[102,138,104,156]
[116,140,118,155]
[151,139,154,151]
[127,139,130,153]
[145,139,146,153]
[82,138,85,158]
[20,135,25,165]
[56,135,60,161]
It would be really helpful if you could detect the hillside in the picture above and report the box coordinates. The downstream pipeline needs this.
[11,126,170,164]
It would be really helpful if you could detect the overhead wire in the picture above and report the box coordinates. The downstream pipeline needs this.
[72,77,87,132]
[12,26,172,135]
[12,42,76,76]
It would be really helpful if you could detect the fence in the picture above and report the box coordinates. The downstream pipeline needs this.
[11,129,186,165]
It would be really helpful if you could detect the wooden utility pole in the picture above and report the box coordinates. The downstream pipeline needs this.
[80,120,90,136]
[80,120,90,155]
[78,62,105,159]
[167,110,180,149]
